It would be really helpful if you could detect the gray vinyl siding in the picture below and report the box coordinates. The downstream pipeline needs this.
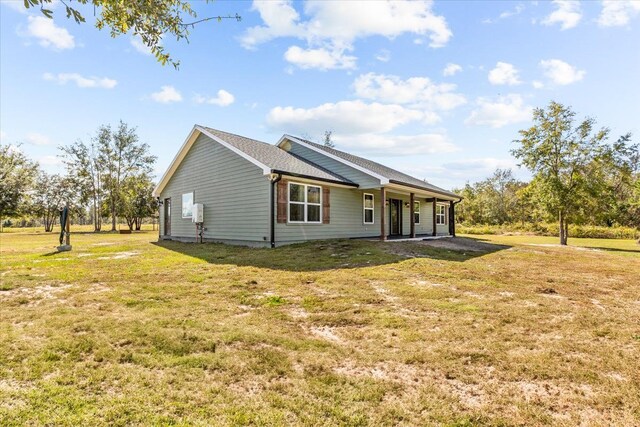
[286,141,381,188]
[275,187,383,243]
[159,133,269,242]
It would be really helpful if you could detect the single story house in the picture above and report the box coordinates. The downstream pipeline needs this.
[153,125,462,247]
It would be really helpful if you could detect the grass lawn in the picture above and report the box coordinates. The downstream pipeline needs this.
[1,231,639,426]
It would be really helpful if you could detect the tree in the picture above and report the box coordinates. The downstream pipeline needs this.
[0,144,38,231]
[30,172,71,232]
[22,0,241,69]
[323,130,335,148]
[512,101,615,245]
[119,174,158,231]
[60,138,105,231]
[97,122,156,231]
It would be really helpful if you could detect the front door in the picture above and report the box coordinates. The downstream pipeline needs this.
[389,199,402,236]
[164,198,171,236]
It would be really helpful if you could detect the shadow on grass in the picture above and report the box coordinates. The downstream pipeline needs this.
[152,237,511,272]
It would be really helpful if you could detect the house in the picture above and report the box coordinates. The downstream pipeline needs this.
[153,125,462,247]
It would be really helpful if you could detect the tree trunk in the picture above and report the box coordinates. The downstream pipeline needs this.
[559,209,568,245]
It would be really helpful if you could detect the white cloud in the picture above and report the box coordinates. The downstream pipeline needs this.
[333,133,459,156]
[284,45,356,70]
[465,94,533,128]
[542,0,582,30]
[25,16,75,50]
[375,49,391,63]
[442,63,462,76]
[150,86,182,103]
[43,72,117,89]
[483,4,525,24]
[443,157,518,172]
[597,0,640,27]
[488,62,521,85]
[267,100,426,135]
[193,89,235,107]
[130,36,152,55]
[539,59,585,85]
[532,80,544,89]
[25,132,51,146]
[241,0,452,70]
[352,73,466,111]
[37,155,62,166]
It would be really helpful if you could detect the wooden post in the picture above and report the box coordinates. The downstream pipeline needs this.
[432,198,437,236]
[65,204,70,246]
[449,201,455,236]
[380,187,386,241]
[410,192,415,238]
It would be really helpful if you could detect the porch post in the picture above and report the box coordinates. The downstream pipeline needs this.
[449,200,455,236]
[432,198,437,236]
[410,192,415,238]
[380,187,386,241]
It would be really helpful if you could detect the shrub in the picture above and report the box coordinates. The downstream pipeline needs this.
[458,223,639,239]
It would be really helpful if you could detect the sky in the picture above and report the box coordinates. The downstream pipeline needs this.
[1,0,639,190]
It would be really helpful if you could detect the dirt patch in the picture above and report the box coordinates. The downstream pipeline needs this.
[0,283,72,304]
[96,251,140,260]
[308,326,343,344]
[418,237,509,252]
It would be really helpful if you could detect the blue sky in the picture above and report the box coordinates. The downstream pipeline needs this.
[1,0,639,190]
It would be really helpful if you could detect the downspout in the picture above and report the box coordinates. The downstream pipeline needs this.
[270,173,282,248]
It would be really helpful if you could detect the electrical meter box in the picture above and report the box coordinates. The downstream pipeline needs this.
[192,203,204,223]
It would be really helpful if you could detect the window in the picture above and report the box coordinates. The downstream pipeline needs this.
[413,201,420,224]
[182,192,194,218]
[363,193,374,224]
[436,204,448,225]
[288,182,322,223]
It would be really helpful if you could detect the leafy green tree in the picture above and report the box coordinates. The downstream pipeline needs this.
[97,122,156,231]
[119,174,158,231]
[23,0,240,68]
[512,101,615,245]
[30,172,71,232]
[0,144,38,231]
[60,138,106,231]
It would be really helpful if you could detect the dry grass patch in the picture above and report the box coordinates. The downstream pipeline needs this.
[0,231,639,425]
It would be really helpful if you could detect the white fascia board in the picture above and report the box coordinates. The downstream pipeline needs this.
[197,126,272,175]
[279,135,389,185]
[153,125,200,197]
[384,183,460,201]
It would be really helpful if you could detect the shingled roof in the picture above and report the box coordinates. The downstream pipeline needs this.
[286,136,461,199]
[201,127,356,186]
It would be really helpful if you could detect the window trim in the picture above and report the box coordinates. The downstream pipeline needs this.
[436,203,448,225]
[181,192,194,219]
[287,182,322,224]
[413,201,420,225]
[363,193,375,224]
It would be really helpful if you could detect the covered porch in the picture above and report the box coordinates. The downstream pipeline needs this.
[377,183,460,241]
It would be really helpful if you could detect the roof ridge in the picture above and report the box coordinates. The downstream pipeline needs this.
[201,126,275,148]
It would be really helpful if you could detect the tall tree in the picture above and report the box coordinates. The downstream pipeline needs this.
[60,138,105,231]
[512,101,613,245]
[119,174,158,231]
[97,122,156,231]
[0,144,38,232]
[30,172,73,232]
[22,0,241,68]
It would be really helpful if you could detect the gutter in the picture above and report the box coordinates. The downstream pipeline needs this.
[387,179,461,199]
[270,173,282,248]
[271,170,359,187]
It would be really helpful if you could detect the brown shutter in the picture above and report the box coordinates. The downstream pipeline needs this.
[277,179,288,223]
[322,187,330,224]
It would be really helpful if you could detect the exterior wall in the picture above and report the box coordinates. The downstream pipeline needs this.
[286,141,382,188]
[274,186,383,243]
[159,133,270,243]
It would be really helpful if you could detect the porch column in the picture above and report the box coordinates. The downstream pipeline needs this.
[410,192,416,238]
[432,198,437,236]
[380,187,386,241]
[449,200,455,236]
